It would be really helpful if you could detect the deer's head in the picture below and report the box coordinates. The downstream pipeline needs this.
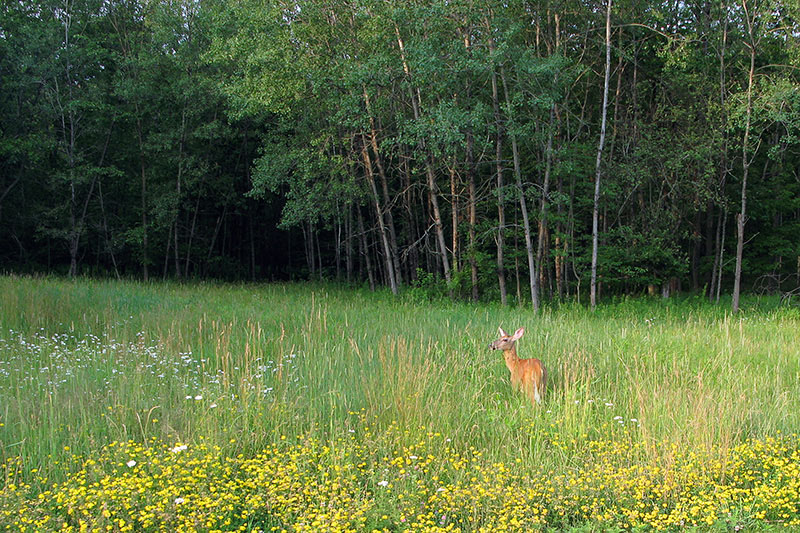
[489,327,525,351]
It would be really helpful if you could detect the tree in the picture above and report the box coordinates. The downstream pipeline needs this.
[591,0,612,310]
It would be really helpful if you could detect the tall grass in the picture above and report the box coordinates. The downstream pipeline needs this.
[1,275,798,487]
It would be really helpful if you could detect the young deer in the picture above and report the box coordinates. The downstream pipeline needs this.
[489,327,546,404]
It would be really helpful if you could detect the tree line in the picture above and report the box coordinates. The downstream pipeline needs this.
[1,0,799,308]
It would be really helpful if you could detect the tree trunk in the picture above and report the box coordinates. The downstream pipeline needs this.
[424,158,451,284]
[488,31,508,306]
[173,107,187,278]
[363,87,402,285]
[710,0,730,302]
[494,118,507,306]
[462,29,479,302]
[467,131,479,302]
[394,25,451,284]
[361,134,398,294]
[357,207,375,290]
[400,151,419,280]
[316,224,322,279]
[555,172,565,301]
[591,0,612,310]
[449,161,459,274]
[184,174,205,277]
[97,179,120,279]
[59,8,80,279]
[206,204,226,274]
[0,174,21,224]
[334,216,341,281]
[68,176,78,277]
[691,210,700,291]
[499,65,538,310]
[709,206,722,300]
[250,216,256,281]
[163,224,172,279]
[716,208,728,302]
[536,105,556,303]
[136,116,149,281]
[732,0,756,313]
[307,221,315,278]
[346,203,353,282]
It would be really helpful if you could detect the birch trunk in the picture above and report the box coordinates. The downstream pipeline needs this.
[711,0,730,302]
[361,135,398,294]
[363,87,402,285]
[591,0,612,310]
[732,0,756,313]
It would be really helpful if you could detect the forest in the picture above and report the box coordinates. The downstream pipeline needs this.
[1,0,799,308]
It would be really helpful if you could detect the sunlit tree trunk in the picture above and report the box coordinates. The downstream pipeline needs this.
[591,0,612,310]
[363,87,401,286]
[732,0,757,313]
[361,134,398,294]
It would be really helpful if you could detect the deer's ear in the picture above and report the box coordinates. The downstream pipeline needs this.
[498,327,508,337]
[512,327,525,341]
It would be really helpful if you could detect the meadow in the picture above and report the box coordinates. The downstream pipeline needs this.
[0,276,799,532]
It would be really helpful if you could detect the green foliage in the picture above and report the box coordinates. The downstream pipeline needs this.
[251,132,358,229]
[405,268,449,303]
[600,225,689,289]
[1,0,800,298]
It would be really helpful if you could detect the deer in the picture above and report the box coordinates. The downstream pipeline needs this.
[489,327,546,405]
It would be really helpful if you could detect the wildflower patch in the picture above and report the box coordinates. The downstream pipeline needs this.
[1,430,798,532]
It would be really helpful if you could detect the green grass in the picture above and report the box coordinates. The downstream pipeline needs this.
[0,275,798,530]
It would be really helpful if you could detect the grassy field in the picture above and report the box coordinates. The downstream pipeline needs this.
[1,276,799,531]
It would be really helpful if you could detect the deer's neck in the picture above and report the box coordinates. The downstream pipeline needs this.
[503,347,519,367]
